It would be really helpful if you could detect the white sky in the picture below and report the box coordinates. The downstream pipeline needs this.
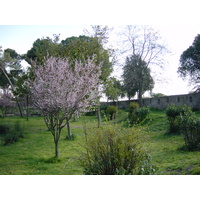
[0,25,200,98]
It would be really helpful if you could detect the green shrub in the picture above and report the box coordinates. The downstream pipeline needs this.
[180,114,200,151]
[100,104,108,111]
[45,156,61,163]
[78,125,157,175]
[128,107,150,125]
[166,105,192,134]
[129,102,139,114]
[0,124,10,135]
[65,133,76,141]
[85,105,96,116]
[106,105,117,120]
[85,111,96,116]
[1,121,25,145]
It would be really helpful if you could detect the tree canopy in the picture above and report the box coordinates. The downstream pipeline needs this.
[121,25,167,105]
[60,35,112,82]
[103,77,124,102]
[25,36,60,65]
[0,47,24,116]
[122,55,154,102]
[25,35,113,83]
[178,34,200,92]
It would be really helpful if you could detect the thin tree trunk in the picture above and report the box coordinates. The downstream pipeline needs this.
[128,97,131,105]
[26,95,29,121]
[138,83,143,107]
[55,138,59,158]
[66,120,71,140]
[97,104,101,128]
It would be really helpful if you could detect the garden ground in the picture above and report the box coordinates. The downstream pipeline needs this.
[0,109,200,175]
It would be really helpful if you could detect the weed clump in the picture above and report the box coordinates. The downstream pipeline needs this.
[78,125,157,175]
[0,121,25,145]
[128,102,150,125]
[166,104,200,151]
[166,105,192,134]
[0,124,9,135]
[129,102,140,113]
[106,105,117,120]
[180,114,200,151]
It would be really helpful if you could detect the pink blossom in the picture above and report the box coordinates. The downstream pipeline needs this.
[0,89,15,117]
[30,56,101,114]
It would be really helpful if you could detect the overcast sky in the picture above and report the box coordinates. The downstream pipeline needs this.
[1,25,199,97]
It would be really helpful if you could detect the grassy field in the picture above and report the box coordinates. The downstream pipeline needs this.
[0,109,200,175]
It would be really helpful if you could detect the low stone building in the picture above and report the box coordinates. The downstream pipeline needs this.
[101,93,200,110]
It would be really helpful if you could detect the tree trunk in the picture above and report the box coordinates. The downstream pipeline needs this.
[55,138,59,158]
[128,97,131,104]
[73,111,77,121]
[16,98,23,117]
[97,104,101,128]
[26,95,29,121]
[66,120,71,140]
[138,83,143,107]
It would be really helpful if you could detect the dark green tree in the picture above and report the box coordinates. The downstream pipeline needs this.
[25,35,60,65]
[13,71,31,120]
[84,26,115,127]
[121,25,168,106]
[60,35,112,82]
[26,34,113,83]
[26,33,113,130]
[61,32,113,127]
[103,77,124,102]
[122,55,154,105]
[151,93,165,98]
[178,34,200,92]
[0,47,23,116]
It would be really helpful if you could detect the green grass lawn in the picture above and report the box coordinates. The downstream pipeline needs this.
[0,110,200,175]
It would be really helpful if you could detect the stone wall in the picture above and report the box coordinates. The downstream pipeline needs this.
[101,93,200,110]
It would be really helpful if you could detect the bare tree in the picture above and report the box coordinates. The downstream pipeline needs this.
[122,26,167,66]
[121,25,168,106]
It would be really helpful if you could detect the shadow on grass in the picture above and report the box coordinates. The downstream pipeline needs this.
[177,144,200,152]
[24,156,61,165]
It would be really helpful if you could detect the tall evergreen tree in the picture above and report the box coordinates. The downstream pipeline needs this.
[178,34,200,92]
[122,55,154,103]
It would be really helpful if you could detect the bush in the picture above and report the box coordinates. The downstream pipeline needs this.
[128,107,150,125]
[78,125,157,175]
[166,105,192,134]
[180,114,200,151]
[106,105,117,120]
[85,105,96,116]
[100,104,108,111]
[1,121,25,145]
[85,111,96,116]
[0,124,10,135]
[129,102,139,114]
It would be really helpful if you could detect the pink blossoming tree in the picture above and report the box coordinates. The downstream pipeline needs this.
[29,56,102,158]
[0,89,15,118]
